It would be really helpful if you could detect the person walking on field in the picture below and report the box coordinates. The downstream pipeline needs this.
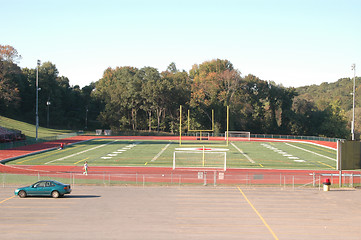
[83,161,88,175]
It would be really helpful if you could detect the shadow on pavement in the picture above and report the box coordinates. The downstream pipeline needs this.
[66,195,101,198]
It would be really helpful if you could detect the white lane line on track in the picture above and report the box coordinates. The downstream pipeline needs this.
[231,142,255,163]
[284,143,336,161]
[151,142,171,162]
[45,140,119,164]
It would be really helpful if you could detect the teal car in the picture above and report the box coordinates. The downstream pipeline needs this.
[14,180,72,198]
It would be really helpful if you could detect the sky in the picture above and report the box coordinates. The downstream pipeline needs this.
[2,0,360,88]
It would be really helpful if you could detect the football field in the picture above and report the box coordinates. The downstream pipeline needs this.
[7,138,337,170]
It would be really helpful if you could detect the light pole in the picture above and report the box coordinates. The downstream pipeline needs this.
[85,107,88,130]
[46,100,51,128]
[351,63,356,140]
[36,60,41,140]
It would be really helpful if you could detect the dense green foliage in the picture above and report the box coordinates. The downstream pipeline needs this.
[297,77,361,138]
[0,45,352,139]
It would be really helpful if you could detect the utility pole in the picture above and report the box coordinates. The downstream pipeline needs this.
[351,63,356,140]
[36,60,41,141]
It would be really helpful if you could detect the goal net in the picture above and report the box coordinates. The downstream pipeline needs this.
[173,150,226,171]
[226,131,251,141]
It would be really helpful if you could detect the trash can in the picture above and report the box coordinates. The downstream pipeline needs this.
[323,178,331,191]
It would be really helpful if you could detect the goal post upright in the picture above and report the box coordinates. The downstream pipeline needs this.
[179,105,182,145]
[179,105,229,147]
[227,106,229,146]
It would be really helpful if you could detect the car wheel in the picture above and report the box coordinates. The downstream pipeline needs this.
[18,190,27,198]
[51,191,60,198]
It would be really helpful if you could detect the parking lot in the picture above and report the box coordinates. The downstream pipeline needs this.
[1,185,361,239]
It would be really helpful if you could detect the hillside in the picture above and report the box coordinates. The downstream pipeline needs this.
[0,116,73,140]
[296,76,361,136]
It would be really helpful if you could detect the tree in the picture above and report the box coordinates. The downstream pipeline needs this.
[0,45,22,63]
[319,100,349,138]
[138,67,162,131]
[279,87,298,134]
[94,66,141,130]
[0,60,22,112]
[161,64,191,133]
[189,59,241,132]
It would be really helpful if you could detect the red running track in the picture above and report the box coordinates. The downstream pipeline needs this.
[0,136,344,185]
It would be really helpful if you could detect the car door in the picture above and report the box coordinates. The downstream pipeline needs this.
[43,181,54,195]
[33,181,46,195]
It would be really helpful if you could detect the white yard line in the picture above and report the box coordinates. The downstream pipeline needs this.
[151,142,171,162]
[284,143,336,161]
[45,140,119,164]
[231,142,255,163]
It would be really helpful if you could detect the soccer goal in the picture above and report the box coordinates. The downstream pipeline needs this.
[173,150,227,171]
[226,131,251,141]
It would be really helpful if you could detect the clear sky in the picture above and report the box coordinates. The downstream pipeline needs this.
[2,0,360,88]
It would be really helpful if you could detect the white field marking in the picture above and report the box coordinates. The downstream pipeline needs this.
[100,142,141,160]
[45,140,119,164]
[231,142,255,164]
[284,143,336,161]
[151,142,171,162]
[256,138,337,151]
[262,143,301,161]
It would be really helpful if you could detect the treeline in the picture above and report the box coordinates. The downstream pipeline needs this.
[0,45,350,138]
[0,45,101,130]
[94,59,349,138]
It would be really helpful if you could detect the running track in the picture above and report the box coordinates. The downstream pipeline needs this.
[0,136,348,185]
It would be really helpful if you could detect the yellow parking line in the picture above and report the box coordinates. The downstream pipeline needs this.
[237,187,279,240]
[74,157,89,165]
[0,196,15,204]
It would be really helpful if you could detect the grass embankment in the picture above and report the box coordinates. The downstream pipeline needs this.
[0,116,73,140]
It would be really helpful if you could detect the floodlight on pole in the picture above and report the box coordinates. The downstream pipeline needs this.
[36,60,41,141]
[46,100,51,128]
[351,63,356,140]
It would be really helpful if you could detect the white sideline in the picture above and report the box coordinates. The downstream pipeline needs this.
[231,142,255,163]
[151,142,171,162]
[45,140,119,164]
[284,143,336,161]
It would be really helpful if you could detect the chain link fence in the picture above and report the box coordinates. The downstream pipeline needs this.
[2,170,359,189]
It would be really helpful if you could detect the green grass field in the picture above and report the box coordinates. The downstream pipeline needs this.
[7,139,337,170]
